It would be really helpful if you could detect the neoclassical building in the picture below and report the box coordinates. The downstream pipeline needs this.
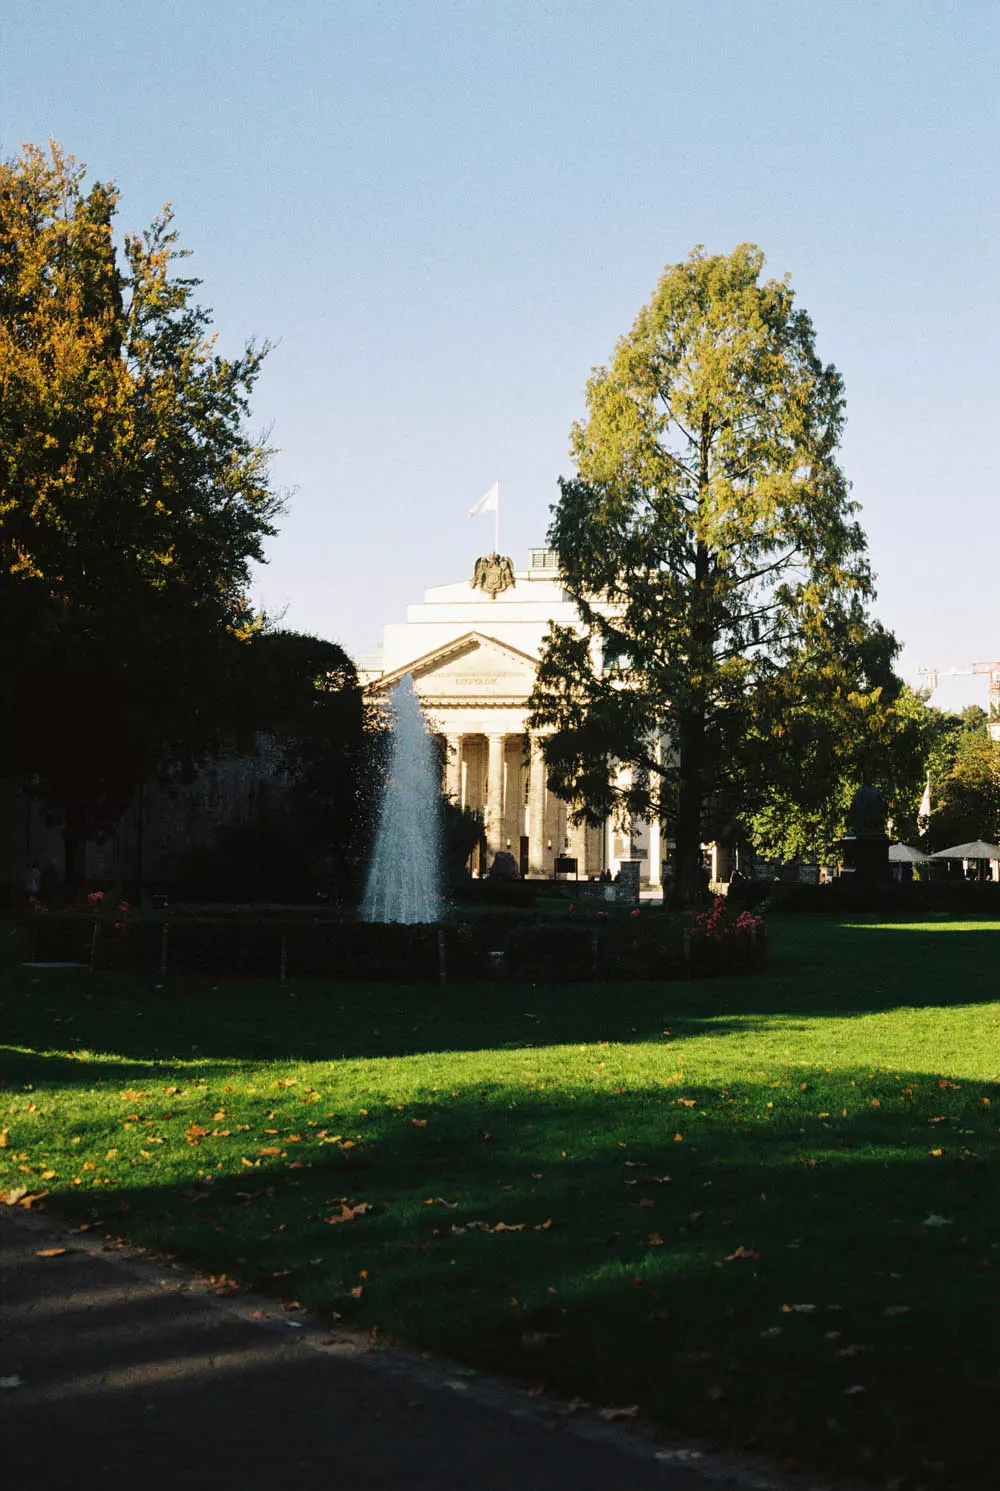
[358,547,663,885]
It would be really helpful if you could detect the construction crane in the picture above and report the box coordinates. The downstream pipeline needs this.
[916,661,1000,740]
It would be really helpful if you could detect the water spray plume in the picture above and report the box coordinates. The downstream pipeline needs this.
[361,674,442,924]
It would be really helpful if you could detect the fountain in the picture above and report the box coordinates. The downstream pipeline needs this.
[361,673,442,923]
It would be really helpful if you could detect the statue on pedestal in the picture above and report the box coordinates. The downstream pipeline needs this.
[845,783,888,841]
[840,782,890,883]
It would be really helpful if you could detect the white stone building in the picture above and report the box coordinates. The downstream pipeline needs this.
[358,547,663,884]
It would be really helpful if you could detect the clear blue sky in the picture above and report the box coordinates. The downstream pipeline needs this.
[3,0,997,709]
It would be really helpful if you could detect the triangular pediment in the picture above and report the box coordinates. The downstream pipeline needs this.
[368,631,538,701]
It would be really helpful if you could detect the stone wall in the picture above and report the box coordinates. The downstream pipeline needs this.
[0,735,293,899]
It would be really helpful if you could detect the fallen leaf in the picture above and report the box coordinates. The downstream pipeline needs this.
[325,1203,372,1225]
[258,1147,283,1157]
[409,1118,428,1128]
[725,1246,761,1262]
[781,1303,816,1313]
[35,1247,67,1258]
[647,1231,665,1246]
[884,1305,911,1316]
[8,1190,48,1209]
[598,1404,639,1421]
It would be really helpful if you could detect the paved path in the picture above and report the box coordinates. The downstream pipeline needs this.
[0,1208,831,1491]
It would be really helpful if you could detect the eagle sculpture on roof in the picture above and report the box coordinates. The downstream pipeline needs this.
[472,552,516,598]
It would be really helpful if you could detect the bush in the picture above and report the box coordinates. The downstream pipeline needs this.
[21,905,765,982]
[172,821,314,904]
[450,879,538,909]
[724,877,775,912]
[503,923,597,982]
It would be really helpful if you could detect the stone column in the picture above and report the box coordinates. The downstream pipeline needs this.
[568,813,588,878]
[527,734,547,877]
[444,735,462,803]
[485,733,506,861]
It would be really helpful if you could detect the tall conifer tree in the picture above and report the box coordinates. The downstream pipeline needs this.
[530,244,902,903]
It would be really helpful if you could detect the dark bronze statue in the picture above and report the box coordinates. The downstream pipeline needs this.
[845,783,888,840]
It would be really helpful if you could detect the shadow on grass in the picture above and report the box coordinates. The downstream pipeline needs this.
[4,916,1000,1068]
[16,1055,1000,1491]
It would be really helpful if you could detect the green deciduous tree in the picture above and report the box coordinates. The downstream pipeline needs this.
[529,244,902,903]
[926,707,1000,851]
[0,143,280,880]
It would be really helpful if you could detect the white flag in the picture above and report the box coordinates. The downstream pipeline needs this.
[469,482,499,517]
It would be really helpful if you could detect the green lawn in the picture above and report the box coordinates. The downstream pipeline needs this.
[3,916,999,1488]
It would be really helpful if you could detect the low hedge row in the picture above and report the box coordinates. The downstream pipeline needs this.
[748,879,1000,915]
[20,911,765,982]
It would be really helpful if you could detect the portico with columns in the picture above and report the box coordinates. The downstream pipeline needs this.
[358,549,661,883]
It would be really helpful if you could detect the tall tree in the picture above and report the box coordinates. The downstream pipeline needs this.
[529,244,898,904]
[0,143,280,880]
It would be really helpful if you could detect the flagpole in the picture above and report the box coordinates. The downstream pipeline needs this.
[495,481,500,553]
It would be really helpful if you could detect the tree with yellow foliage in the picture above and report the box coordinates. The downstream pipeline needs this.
[0,143,280,880]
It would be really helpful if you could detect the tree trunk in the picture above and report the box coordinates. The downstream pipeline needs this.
[670,416,714,910]
[63,801,88,893]
[671,713,705,909]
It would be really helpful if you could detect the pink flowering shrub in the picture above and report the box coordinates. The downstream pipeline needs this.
[689,895,765,972]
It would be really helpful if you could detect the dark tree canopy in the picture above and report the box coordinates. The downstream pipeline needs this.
[530,245,908,901]
[0,143,280,878]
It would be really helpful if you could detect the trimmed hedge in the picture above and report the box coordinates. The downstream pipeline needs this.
[20,908,764,982]
[761,879,1000,916]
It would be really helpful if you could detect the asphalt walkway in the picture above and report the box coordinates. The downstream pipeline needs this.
[0,1207,830,1491]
